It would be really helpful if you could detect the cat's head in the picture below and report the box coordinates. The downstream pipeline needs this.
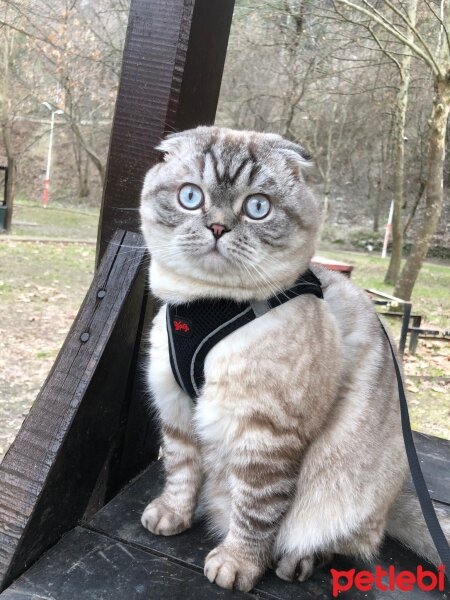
[140,126,320,302]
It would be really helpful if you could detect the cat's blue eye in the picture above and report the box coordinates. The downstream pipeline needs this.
[178,183,204,210]
[243,194,271,220]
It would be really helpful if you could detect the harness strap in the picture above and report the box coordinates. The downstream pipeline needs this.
[380,319,450,580]
[167,269,323,400]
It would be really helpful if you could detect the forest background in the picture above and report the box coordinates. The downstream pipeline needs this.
[2,0,450,296]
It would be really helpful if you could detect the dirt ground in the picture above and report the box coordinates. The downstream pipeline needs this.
[0,240,95,460]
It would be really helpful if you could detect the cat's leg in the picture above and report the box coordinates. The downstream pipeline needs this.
[141,418,201,535]
[277,512,386,582]
[273,457,392,582]
[274,512,387,583]
[141,307,202,536]
[331,511,387,558]
[202,418,303,591]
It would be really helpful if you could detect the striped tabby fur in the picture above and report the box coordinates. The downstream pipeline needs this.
[139,126,449,592]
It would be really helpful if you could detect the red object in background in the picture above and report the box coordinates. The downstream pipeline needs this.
[312,255,354,278]
[42,179,50,208]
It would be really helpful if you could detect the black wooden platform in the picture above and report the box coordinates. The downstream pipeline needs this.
[1,432,449,599]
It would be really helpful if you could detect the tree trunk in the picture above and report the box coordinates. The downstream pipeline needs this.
[394,77,450,300]
[72,135,90,199]
[384,0,417,285]
[373,176,384,232]
[81,158,90,199]
[323,188,330,222]
[4,157,15,231]
[384,76,407,283]
[403,177,426,235]
[70,121,105,186]
[373,138,386,232]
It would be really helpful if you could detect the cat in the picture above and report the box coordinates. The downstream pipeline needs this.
[139,126,449,592]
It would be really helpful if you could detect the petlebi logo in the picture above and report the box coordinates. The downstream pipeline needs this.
[330,565,446,596]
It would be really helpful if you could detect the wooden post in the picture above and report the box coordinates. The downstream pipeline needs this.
[95,0,234,495]
[97,0,235,263]
[0,232,149,590]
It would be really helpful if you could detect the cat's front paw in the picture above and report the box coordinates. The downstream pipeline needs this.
[141,497,192,536]
[275,551,334,582]
[204,544,264,592]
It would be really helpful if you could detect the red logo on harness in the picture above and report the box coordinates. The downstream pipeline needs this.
[173,320,190,333]
[172,318,192,337]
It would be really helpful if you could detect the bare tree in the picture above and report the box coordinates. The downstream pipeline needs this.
[0,4,30,229]
[0,0,128,202]
[385,1,418,284]
[332,0,450,299]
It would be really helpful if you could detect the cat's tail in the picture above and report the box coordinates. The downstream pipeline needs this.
[385,487,450,565]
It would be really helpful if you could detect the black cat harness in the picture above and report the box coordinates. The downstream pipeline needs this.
[166,268,323,400]
[166,267,450,578]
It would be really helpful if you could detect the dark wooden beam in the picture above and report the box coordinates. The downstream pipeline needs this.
[97,0,235,263]
[105,290,162,500]
[0,231,150,590]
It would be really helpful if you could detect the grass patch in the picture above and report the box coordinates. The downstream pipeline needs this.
[317,248,450,328]
[0,239,95,461]
[0,241,95,301]
[8,200,99,240]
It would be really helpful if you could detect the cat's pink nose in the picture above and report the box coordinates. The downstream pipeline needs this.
[210,223,227,239]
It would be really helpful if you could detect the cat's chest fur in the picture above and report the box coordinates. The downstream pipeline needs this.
[149,291,342,460]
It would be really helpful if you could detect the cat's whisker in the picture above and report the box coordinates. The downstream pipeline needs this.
[247,263,281,299]
[236,258,266,297]
[245,259,282,291]
[256,267,293,301]
[107,207,142,212]
[226,248,281,298]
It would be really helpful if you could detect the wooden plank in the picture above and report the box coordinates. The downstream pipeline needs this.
[414,432,450,506]
[97,0,235,263]
[2,524,449,600]
[107,290,162,499]
[0,231,147,590]
[87,444,450,600]
[0,528,250,600]
[100,285,161,502]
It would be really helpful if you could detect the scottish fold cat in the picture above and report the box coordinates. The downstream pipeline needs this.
[139,126,448,591]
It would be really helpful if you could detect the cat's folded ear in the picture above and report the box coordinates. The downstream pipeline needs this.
[156,127,213,159]
[156,130,193,159]
[272,139,313,168]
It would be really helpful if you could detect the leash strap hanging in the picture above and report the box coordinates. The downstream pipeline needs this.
[380,319,450,580]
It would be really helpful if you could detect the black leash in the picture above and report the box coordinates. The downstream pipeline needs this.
[380,319,450,580]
